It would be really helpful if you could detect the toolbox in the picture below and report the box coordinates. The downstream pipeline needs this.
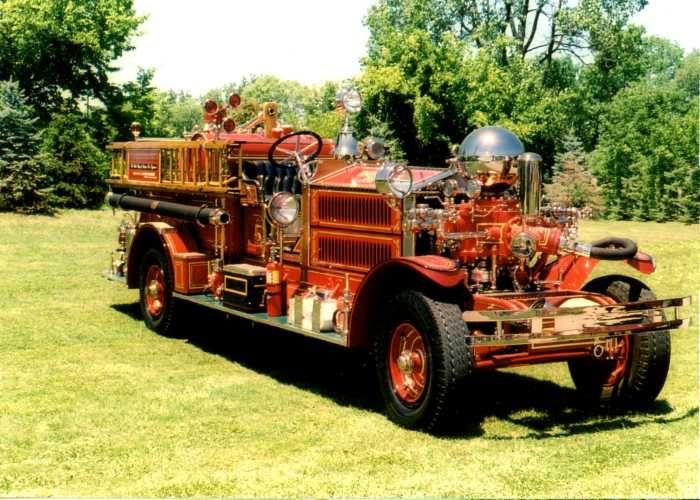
[222,263,266,311]
[172,252,209,293]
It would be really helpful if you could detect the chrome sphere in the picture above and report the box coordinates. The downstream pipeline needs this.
[458,126,524,160]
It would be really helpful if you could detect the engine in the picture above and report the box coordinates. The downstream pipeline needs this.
[386,126,635,292]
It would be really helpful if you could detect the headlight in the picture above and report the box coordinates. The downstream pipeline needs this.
[375,161,413,199]
[268,192,299,227]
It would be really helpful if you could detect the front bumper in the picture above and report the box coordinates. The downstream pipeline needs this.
[462,296,691,347]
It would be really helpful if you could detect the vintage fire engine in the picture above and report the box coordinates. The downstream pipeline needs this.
[105,89,689,430]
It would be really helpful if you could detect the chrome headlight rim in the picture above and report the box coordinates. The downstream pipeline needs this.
[375,161,413,199]
[267,191,299,227]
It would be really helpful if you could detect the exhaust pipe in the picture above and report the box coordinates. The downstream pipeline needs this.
[106,193,230,226]
[517,152,542,217]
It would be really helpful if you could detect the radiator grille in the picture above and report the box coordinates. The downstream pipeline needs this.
[312,230,399,272]
[312,190,398,232]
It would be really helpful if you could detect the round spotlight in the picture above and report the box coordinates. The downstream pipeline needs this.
[342,88,362,113]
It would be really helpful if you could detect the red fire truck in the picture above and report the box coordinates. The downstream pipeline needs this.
[105,89,689,430]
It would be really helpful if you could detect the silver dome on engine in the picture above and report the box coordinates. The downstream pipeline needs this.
[458,126,524,161]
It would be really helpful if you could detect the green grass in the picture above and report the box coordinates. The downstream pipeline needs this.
[0,210,698,497]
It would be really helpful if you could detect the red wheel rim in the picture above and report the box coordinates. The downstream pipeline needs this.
[604,336,631,387]
[145,264,166,317]
[388,323,428,405]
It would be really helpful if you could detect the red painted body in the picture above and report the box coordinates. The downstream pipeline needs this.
[109,124,662,372]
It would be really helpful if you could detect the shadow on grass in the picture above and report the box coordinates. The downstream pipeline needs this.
[113,301,697,438]
[111,302,142,321]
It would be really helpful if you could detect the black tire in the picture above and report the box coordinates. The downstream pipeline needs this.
[568,275,671,407]
[138,247,180,336]
[373,290,471,430]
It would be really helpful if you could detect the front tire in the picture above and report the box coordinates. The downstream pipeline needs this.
[568,275,671,407]
[373,290,471,430]
[138,247,180,336]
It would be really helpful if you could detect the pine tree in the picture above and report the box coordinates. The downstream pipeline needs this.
[0,80,52,213]
[544,129,604,216]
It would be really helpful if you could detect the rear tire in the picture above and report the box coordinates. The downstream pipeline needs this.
[373,290,471,431]
[139,247,180,336]
[568,275,671,407]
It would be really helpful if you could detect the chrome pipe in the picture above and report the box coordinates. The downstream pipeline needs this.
[517,153,542,217]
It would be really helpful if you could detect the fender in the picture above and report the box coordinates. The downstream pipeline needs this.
[542,250,655,291]
[126,222,203,289]
[625,251,655,275]
[347,255,465,349]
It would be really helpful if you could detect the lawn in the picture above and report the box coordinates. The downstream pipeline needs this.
[0,209,697,497]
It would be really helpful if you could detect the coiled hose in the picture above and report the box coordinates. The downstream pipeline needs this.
[589,237,638,260]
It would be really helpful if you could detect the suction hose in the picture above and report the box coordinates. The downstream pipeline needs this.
[106,193,230,226]
[589,237,637,260]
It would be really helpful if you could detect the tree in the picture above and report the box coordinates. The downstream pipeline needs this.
[357,26,575,166]
[0,0,143,118]
[98,67,158,141]
[41,112,109,208]
[574,30,685,148]
[0,81,51,213]
[150,90,203,138]
[365,0,647,66]
[204,77,345,139]
[590,53,699,222]
[544,129,603,215]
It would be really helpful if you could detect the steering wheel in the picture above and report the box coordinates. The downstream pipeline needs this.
[268,130,323,184]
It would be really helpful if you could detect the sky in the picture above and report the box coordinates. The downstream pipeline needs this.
[113,0,699,97]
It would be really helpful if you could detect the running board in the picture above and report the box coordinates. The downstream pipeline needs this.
[173,292,348,347]
[104,271,346,346]
[463,296,691,347]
